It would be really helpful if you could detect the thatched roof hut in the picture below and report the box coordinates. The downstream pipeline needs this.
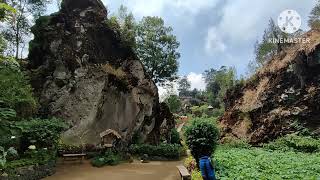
[100,129,121,148]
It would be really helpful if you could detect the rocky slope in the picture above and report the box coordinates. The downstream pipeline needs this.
[27,0,173,145]
[220,30,320,144]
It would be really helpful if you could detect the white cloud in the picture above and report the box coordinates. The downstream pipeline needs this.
[158,72,206,101]
[205,27,227,54]
[187,72,206,90]
[204,0,316,54]
[126,0,219,17]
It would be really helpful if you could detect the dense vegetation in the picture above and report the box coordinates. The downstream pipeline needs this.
[214,146,320,180]
[0,55,66,177]
[130,144,182,160]
[183,117,320,180]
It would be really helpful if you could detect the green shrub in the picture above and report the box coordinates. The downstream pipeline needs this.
[184,118,219,160]
[91,157,106,167]
[91,151,121,167]
[191,170,202,180]
[183,156,197,172]
[14,118,67,150]
[263,134,320,153]
[170,129,180,144]
[129,144,181,159]
[0,59,37,117]
[222,137,251,148]
[215,146,320,180]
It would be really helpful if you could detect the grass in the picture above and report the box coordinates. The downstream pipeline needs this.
[214,146,320,180]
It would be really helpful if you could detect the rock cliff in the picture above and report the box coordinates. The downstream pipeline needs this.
[220,30,320,144]
[27,0,172,145]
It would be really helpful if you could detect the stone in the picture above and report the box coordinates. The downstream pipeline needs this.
[27,0,173,146]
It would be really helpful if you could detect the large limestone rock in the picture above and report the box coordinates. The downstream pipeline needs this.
[220,30,320,144]
[28,0,170,145]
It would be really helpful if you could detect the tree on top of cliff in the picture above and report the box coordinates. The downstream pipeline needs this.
[309,0,320,29]
[136,16,180,84]
[247,18,303,74]
[111,6,180,85]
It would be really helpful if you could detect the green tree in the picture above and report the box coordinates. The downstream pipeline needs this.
[164,95,181,113]
[0,58,36,117]
[204,66,236,108]
[136,16,180,84]
[2,0,50,59]
[0,3,15,56]
[309,0,320,29]
[178,76,191,97]
[249,18,303,74]
[111,5,136,47]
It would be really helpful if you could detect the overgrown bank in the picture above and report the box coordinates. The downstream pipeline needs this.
[183,117,320,180]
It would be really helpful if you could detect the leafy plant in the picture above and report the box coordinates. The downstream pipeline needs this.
[91,151,121,167]
[184,118,220,161]
[170,129,180,144]
[14,118,67,150]
[129,144,181,159]
[222,137,251,148]
[0,60,37,117]
[214,146,320,180]
[0,146,18,169]
[263,134,320,153]
[184,156,197,172]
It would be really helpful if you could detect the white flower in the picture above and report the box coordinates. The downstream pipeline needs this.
[28,145,36,150]
[11,136,16,139]
[43,148,48,150]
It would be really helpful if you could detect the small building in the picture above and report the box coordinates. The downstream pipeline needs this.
[100,129,122,148]
[207,105,214,110]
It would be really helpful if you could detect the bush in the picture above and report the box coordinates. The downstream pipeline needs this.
[222,137,251,148]
[91,151,121,167]
[14,118,67,150]
[184,118,219,160]
[129,144,181,159]
[191,170,203,180]
[183,156,197,172]
[263,134,320,153]
[0,59,37,117]
[170,129,180,144]
[215,146,320,179]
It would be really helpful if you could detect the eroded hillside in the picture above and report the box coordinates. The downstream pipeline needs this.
[220,30,320,143]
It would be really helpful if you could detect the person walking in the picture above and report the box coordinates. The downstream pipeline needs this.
[199,155,216,180]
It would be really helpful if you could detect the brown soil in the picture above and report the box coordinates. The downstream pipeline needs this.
[44,160,182,180]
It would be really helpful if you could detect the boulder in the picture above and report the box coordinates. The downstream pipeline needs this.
[27,0,172,145]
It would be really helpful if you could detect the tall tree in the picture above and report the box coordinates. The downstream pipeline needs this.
[111,5,136,47]
[2,0,50,59]
[135,16,180,84]
[309,0,320,29]
[178,76,191,97]
[204,66,236,108]
[0,3,15,56]
[164,95,181,113]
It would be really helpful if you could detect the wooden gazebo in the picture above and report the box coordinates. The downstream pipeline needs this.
[99,129,122,148]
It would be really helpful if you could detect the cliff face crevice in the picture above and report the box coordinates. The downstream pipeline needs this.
[220,31,320,144]
[27,0,171,145]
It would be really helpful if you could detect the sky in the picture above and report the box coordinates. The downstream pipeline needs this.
[46,0,317,94]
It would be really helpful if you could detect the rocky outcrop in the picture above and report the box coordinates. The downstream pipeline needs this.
[27,0,171,145]
[220,30,320,144]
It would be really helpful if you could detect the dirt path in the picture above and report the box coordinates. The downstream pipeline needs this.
[44,160,182,180]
